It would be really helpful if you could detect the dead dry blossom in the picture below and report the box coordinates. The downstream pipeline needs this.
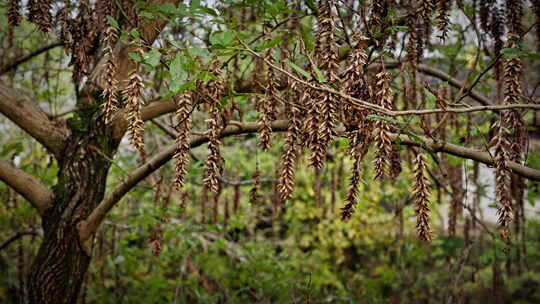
[278,101,302,202]
[203,66,226,193]
[373,70,394,180]
[173,91,193,190]
[7,0,21,27]
[122,49,146,160]
[102,26,119,124]
[257,55,278,151]
[413,153,433,242]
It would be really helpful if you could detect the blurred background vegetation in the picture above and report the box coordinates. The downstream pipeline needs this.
[1,0,540,303]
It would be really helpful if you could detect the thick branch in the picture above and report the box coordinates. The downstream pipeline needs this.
[0,42,63,76]
[395,135,540,181]
[0,160,53,214]
[80,120,289,241]
[82,118,540,241]
[0,83,68,155]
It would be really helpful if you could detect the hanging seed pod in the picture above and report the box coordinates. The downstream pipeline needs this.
[373,70,394,180]
[7,0,21,27]
[122,49,146,159]
[28,0,52,33]
[491,116,513,242]
[257,54,278,151]
[413,153,432,242]
[173,91,193,190]
[102,26,119,124]
[436,0,451,41]
[203,65,225,193]
[278,103,302,201]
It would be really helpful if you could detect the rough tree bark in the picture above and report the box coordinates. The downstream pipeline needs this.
[25,115,120,303]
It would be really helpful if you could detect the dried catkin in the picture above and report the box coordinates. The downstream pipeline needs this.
[122,50,146,159]
[413,153,432,242]
[173,91,193,190]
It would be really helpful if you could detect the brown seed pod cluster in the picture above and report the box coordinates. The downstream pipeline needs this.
[413,153,432,242]
[102,26,119,124]
[28,0,52,33]
[202,66,226,193]
[373,70,394,180]
[122,49,146,160]
[173,91,193,190]
[278,102,302,202]
[257,55,278,151]
[7,0,21,27]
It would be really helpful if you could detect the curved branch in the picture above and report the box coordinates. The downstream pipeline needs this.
[0,160,53,214]
[0,42,63,76]
[81,119,540,242]
[80,120,289,241]
[396,134,540,181]
[0,83,68,156]
[0,231,41,251]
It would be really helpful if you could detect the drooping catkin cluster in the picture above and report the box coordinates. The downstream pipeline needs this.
[257,55,278,151]
[173,91,193,190]
[503,37,526,162]
[373,70,394,180]
[96,0,113,27]
[250,167,261,204]
[491,116,513,241]
[122,49,146,160]
[413,153,432,242]
[340,35,372,220]
[7,0,21,27]
[102,26,119,124]
[418,0,437,20]
[505,0,523,36]
[203,66,225,193]
[308,0,340,172]
[436,0,451,41]
[28,0,52,32]
[278,101,302,202]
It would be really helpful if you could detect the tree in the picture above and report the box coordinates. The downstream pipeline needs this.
[1,0,539,303]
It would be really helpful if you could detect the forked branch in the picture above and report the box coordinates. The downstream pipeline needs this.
[0,83,68,156]
[0,160,53,215]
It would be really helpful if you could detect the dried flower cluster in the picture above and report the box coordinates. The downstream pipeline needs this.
[28,0,52,32]
[278,101,302,202]
[173,91,193,190]
[7,0,21,27]
[413,153,432,242]
[122,50,146,159]
[373,70,394,180]
[307,0,340,172]
[203,67,226,193]
[102,26,119,124]
[436,0,451,40]
[491,116,513,241]
[257,56,278,151]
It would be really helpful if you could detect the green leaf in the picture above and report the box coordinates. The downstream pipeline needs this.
[284,60,312,80]
[107,17,119,29]
[305,0,318,14]
[209,30,236,47]
[144,49,161,67]
[130,28,140,39]
[128,52,142,62]
[255,37,283,51]
[312,65,327,83]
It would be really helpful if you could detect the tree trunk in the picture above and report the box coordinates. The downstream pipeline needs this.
[25,116,119,304]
